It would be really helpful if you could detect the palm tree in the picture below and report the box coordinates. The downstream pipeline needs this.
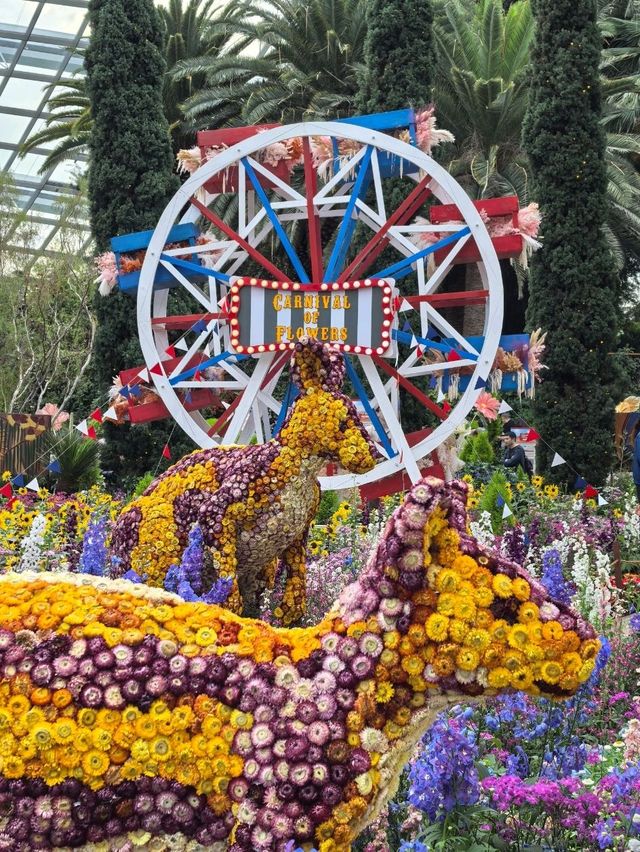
[432,0,640,267]
[19,0,239,172]
[174,0,369,128]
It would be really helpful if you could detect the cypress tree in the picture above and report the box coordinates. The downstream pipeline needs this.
[523,0,620,485]
[84,0,186,483]
[357,0,436,435]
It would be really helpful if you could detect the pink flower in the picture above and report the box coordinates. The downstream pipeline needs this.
[94,251,118,296]
[414,106,455,154]
[36,403,69,432]
[175,146,202,175]
[517,202,541,238]
[474,391,500,420]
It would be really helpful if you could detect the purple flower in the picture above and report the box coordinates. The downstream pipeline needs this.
[79,514,108,576]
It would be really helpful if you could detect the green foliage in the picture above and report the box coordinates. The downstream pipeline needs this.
[523,0,621,485]
[46,427,102,493]
[461,429,495,463]
[478,468,514,532]
[316,490,340,524]
[357,0,435,113]
[132,471,154,497]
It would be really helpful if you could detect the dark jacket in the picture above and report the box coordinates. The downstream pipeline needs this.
[633,433,640,485]
[503,444,528,473]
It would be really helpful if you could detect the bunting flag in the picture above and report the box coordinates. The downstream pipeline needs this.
[496,494,505,507]
[446,349,462,362]
[474,377,487,390]
[597,494,608,507]
[6,497,17,511]
[410,335,419,349]
[498,400,513,414]
[75,419,89,436]
[26,478,39,492]
[90,408,103,423]
[437,389,446,403]
[11,474,25,488]
[103,406,118,422]
[192,319,208,334]
[162,444,171,460]
[47,460,61,475]
[87,426,97,440]
[502,503,513,519]
[584,484,598,499]
[402,320,412,334]
[442,401,452,414]
[0,484,11,499]
[175,338,189,352]
[120,386,131,399]
[150,363,164,376]
[137,368,150,383]
[129,385,142,398]
[399,299,413,313]
[575,476,588,490]
[525,429,541,442]
[165,345,177,358]
[184,390,193,404]
[551,452,566,467]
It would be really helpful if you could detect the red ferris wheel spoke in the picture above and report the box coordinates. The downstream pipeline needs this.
[371,353,448,421]
[338,174,432,283]
[190,196,291,283]
[151,312,225,330]
[302,137,324,282]
[404,290,489,309]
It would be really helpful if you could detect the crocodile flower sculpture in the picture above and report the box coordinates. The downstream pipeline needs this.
[110,340,380,623]
[0,478,597,851]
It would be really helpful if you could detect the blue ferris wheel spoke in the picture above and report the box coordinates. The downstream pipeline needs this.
[372,227,471,281]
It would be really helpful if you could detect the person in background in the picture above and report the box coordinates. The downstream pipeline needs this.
[500,411,518,435]
[632,420,640,502]
[502,430,530,475]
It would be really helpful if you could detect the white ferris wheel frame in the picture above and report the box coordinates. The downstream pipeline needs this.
[137,120,503,491]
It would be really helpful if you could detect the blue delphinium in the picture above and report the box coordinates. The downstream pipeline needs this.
[78,514,108,576]
[540,548,573,606]
[408,707,479,821]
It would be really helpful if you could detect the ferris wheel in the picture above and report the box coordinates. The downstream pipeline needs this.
[119,111,511,493]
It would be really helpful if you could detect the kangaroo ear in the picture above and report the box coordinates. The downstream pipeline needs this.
[290,339,345,392]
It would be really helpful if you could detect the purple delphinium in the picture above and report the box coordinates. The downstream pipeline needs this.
[408,707,480,821]
[540,548,573,607]
[62,504,82,571]
[78,514,108,576]
[630,613,640,632]
[501,524,528,565]
[165,524,231,605]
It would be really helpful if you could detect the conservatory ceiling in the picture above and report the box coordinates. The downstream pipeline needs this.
[0,0,90,258]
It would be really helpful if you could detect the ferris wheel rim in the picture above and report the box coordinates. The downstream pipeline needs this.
[137,119,503,487]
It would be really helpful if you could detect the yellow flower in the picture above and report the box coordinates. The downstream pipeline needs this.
[531,475,543,488]
[492,575,513,598]
[456,648,480,671]
[512,578,531,601]
[510,667,534,690]
[464,628,490,652]
[518,602,539,623]
[82,749,110,777]
[540,661,563,684]
[453,597,476,622]
[435,569,459,593]
[375,682,394,703]
[487,667,511,689]
[425,613,449,642]
[544,484,559,499]
[507,624,530,649]
[516,481,526,492]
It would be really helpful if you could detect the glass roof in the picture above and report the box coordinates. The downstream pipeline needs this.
[0,0,91,258]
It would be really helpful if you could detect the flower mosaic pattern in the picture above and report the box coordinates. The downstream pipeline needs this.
[0,477,597,851]
[110,341,380,624]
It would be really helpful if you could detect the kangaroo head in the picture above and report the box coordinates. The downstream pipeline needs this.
[351,477,599,702]
[279,339,381,474]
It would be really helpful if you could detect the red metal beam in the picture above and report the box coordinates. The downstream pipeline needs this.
[128,388,222,424]
[190,196,291,282]
[338,174,432,283]
[371,353,447,421]
[151,312,225,330]
[405,290,489,309]
[302,137,323,283]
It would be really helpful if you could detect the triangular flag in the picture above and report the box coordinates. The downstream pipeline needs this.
[525,429,540,442]
[192,319,208,334]
[184,390,193,404]
[437,389,446,403]
[90,407,103,423]
[162,444,171,460]
[0,483,12,498]
[584,484,598,499]
[11,474,25,488]
[75,419,89,436]
[399,299,413,313]
[574,476,587,490]
[402,320,412,334]
[498,400,512,414]
[47,459,61,475]
[475,377,487,390]
[218,296,229,313]
[426,326,439,340]
[551,453,565,467]
[502,503,513,519]
[120,386,131,399]
[193,369,202,382]
[137,367,150,383]
[6,497,17,510]
[597,494,608,506]
[150,363,164,376]
[416,346,423,359]
[410,335,419,349]
[103,406,118,421]
[87,426,97,440]
[393,296,401,312]
[165,345,177,358]
[496,494,505,507]
[26,478,39,492]
[175,338,189,352]
[442,401,452,414]
[446,349,462,362]
[129,385,142,398]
